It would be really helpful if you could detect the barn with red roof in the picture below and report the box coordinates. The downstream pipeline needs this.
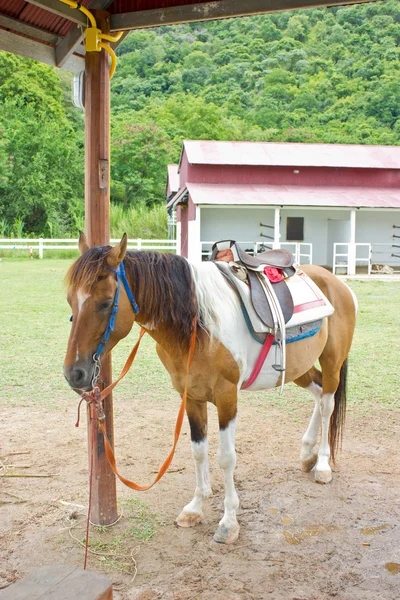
[167,140,400,274]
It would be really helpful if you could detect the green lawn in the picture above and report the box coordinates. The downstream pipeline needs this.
[1,259,399,410]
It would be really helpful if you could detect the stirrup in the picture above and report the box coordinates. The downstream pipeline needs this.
[272,337,285,372]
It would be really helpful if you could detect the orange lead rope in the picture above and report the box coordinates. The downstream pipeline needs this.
[93,319,197,491]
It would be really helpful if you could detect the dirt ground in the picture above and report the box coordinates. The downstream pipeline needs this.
[1,392,399,600]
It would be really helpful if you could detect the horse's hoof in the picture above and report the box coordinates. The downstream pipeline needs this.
[213,523,240,544]
[314,468,332,484]
[301,454,318,472]
[175,510,203,528]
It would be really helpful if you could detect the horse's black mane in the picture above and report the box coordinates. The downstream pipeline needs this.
[66,247,198,352]
[125,250,198,350]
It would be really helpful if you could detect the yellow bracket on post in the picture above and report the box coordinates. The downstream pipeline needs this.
[85,26,102,52]
[58,0,123,77]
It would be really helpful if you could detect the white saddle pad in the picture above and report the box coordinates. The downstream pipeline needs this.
[216,262,334,334]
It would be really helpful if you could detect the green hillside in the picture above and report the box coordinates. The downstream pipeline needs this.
[0,0,399,236]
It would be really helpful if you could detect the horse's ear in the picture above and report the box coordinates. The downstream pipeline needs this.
[78,231,89,255]
[106,233,127,268]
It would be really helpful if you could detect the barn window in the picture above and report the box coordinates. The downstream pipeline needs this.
[286,217,304,241]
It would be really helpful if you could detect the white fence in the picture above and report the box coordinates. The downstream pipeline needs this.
[201,240,256,259]
[333,243,372,275]
[0,238,177,258]
[255,242,312,265]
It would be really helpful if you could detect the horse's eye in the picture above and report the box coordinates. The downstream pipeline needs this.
[99,300,113,311]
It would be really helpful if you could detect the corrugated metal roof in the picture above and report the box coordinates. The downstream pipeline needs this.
[0,0,26,19]
[109,0,205,13]
[0,0,93,39]
[21,3,71,37]
[185,183,400,209]
[0,0,213,38]
[183,140,400,170]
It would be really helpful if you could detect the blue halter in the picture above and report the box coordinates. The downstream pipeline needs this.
[93,261,139,361]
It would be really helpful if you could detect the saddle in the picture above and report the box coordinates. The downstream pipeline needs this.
[233,244,296,276]
[211,240,295,329]
[211,240,296,384]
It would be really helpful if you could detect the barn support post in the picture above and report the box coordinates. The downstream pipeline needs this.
[348,209,357,276]
[175,216,182,256]
[84,9,118,526]
[187,205,201,262]
[273,207,281,249]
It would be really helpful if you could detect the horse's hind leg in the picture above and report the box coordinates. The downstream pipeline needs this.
[295,360,347,484]
[314,355,348,484]
[176,399,211,528]
[314,391,335,484]
[213,383,240,544]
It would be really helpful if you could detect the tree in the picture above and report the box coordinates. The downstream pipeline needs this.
[0,100,83,234]
[0,53,84,235]
[111,120,172,206]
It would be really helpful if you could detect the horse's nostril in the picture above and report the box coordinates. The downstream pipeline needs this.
[74,368,85,383]
[70,366,89,388]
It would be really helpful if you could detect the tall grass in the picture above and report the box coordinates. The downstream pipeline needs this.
[110,203,167,239]
[0,203,168,242]
[0,217,25,237]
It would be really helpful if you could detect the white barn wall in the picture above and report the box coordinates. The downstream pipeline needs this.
[356,210,398,243]
[199,205,399,267]
[201,206,353,267]
[200,207,276,250]
[279,208,350,266]
[356,210,400,266]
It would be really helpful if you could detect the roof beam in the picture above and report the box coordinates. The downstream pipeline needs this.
[55,0,113,68]
[0,28,84,72]
[24,0,88,26]
[110,0,377,30]
[0,14,59,44]
[55,22,85,67]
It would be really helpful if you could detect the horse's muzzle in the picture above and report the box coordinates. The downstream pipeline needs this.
[64,361,93,393]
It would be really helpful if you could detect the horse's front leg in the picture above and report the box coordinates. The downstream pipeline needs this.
[176,399,211,528]
[300,380,322,472]
[214,384,240,544]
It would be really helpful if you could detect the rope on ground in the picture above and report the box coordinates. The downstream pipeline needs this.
[64,507,139,592]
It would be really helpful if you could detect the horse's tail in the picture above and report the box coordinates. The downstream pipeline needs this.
[329,359,348,464]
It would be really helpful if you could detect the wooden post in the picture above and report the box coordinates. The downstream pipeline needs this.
[84,10,118,526]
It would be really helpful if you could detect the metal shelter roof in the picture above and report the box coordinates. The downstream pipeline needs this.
[0,0,380,73]
[182,140,400,170]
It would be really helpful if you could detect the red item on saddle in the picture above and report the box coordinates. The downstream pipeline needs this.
[264,266,284,283]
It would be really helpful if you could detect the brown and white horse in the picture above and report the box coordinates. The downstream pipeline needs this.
[64,233,357,544]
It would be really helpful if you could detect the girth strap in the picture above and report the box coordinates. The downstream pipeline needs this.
[241,333,274,390]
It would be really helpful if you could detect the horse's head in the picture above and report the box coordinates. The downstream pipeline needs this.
[63,232,136,392]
